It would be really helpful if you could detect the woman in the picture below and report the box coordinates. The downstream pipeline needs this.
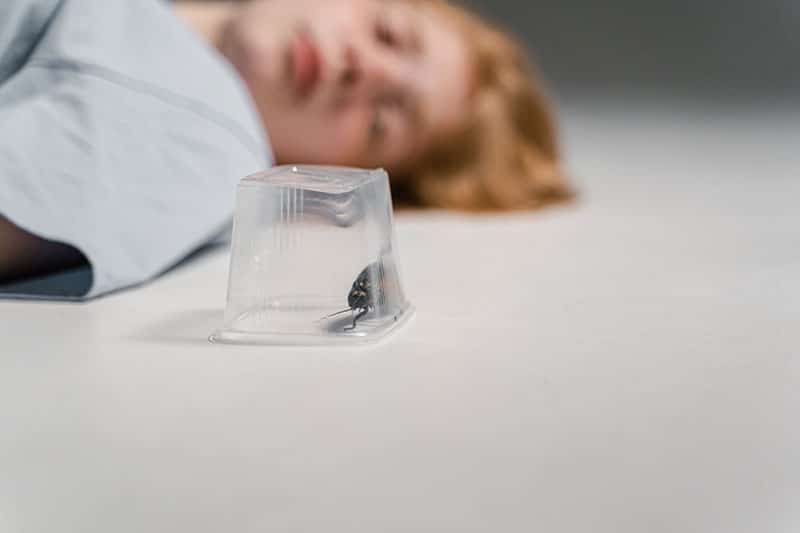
[178,0,570,208]
[0,0,570,297]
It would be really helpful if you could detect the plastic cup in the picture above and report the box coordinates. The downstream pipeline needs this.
[210,165,414,345]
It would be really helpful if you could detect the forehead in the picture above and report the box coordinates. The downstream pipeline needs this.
[421,4,472,131]
[400,1,473,158]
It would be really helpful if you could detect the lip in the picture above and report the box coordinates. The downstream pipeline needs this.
[288,30,322,100]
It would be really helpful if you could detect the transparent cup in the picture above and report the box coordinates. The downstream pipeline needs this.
[210,165,414,345]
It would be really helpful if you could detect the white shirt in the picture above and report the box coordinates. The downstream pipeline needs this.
[0,0,272,299]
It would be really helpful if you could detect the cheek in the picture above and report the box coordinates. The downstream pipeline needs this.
[224,26,277,92]
[269,105,369,166]
[301,107,370,165]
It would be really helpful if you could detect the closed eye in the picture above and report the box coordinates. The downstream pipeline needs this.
[374,7,421,53]
[375,17,398,48]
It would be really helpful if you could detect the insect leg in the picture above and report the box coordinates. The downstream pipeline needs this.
[345,307,369,331]
[321,308,353,320]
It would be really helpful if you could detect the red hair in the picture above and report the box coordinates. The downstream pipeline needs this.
[393,0,574,211]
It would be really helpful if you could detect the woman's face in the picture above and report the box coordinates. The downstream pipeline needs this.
[221,0,472,171]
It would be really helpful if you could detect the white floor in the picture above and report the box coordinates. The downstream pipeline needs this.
[1,100,798,532]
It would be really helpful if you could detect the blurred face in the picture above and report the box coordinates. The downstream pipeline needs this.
[221,0,472,171]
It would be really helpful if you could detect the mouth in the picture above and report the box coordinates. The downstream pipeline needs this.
[288,29,322,100]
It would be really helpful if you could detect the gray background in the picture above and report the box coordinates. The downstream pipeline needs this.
[463,0,799,102]
[2,1,799,532]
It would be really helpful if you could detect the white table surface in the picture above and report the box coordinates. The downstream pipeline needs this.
[2,101,799,532]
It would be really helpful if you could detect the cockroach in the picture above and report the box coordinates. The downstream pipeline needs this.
[322,261,386,331]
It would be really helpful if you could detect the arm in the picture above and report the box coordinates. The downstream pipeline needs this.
[0,0,61,84]
[0,0,86,282]
[0,216,85,282]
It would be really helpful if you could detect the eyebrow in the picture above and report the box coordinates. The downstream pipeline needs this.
[370,88,423,154]
[380,89,424,161]
[401,8,426,132]
[403,89,423,133]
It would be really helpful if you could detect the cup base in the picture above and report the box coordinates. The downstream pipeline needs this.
[209,304,414,346]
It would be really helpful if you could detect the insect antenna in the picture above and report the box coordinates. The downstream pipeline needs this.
[319,307,353,321]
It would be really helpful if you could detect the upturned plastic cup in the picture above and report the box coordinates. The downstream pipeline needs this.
[210,165,414,345]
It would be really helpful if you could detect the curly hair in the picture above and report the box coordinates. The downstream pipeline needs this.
[392,0,574,211]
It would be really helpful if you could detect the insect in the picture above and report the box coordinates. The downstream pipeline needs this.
[322,261,386,331]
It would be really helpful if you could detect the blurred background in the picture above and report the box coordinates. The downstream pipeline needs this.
[457,0,799,222]
[464,0,799,104]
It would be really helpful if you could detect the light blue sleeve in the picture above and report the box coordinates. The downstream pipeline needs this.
[0,0,272,299]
